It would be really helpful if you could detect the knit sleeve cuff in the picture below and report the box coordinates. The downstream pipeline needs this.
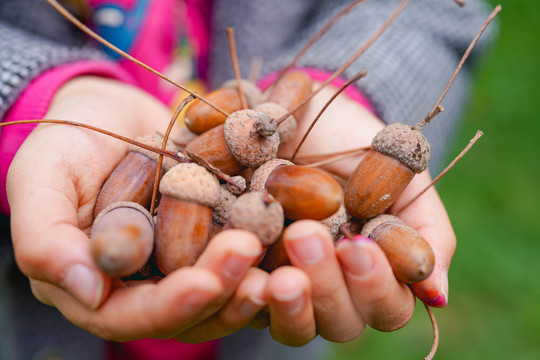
[0,60,137,215]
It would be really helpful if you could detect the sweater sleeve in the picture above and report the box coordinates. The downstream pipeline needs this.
[0,21,109,119]
[209,0,496,171]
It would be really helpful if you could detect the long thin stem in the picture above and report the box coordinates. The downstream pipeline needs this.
[248,57,263,84]
[301,147,369,168]
[275,0,411,126]
[46,0,229,117]
[394,130,484,215]
[293,146,370,165]
[270,0,367,89]
[290,70,367,161]
[226,27,248,109]
[415,5,501,130]
[150,96,195,215]
[424,304,440,360]
[0,119,188,162]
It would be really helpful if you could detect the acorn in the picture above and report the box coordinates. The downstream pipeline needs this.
[184,79,262,134]
[185,109,280,175]
[254,102,297,145]
[250,159,343,221]
[154,163,221,274]
[265,70,312,119]
[90,201,154,278]
[94,133,183,216]
[227,191,284,247]
[361,214,435,283]
[344,123,430,219]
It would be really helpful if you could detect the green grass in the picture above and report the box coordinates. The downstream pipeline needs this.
[328,1,540,359]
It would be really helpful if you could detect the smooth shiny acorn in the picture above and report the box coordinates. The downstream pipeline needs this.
[344,123,430,219]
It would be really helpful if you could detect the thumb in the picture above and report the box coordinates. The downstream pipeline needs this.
[390,172,456,308]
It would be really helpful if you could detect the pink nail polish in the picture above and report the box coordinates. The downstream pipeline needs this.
[420,287,447,308]
[352,234,375,243]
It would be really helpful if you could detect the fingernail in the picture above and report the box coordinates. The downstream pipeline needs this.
[273,288,305,315]
[223,252,259,280]
[63,264,103,310]
[424,269,449,308]
[287,228,325,265]
[441,268,449,305]
[183,289,218,311]
[240,295,266,317]
[338,236,375,279]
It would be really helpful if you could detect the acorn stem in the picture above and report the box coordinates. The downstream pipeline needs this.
[0,119,189,162]
[274,0,411,126]
[293,146,370,166]
[415,5,501,130]
[226,27,248,109]
[151,95,195,215]
[248,57,263,84]
[424,304,439,360]
[290,69,367,161]
[394,130,483,215]
[269,0,367,89]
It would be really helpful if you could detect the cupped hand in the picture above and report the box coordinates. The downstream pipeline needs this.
[7,76,267,341]
[270,82,456,343]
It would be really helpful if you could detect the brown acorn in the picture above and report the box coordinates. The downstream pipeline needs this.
[184,79,262,134]
[154,163,221,274]
[185,109,280,175]
[344,123,430,219]
[250,159,343,220]
[265,70,312,119]
[361,214,435,283]
[94,133,182,216]
[90,202,154,278]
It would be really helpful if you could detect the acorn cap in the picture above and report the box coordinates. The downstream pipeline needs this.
[371,123,430,173]
[221,78,264,107]
[212,185,237,226]
[320,204,349,242]
[159,163,221,208]
[227,175,247,196]
[129,133,184,171]
[229,191,284,246]
[92,201,155,233]
[249,158,293,192]
[224,109,280,168]
[254,102,297,144]
[361,214,405,238]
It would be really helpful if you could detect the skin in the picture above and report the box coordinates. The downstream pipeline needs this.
[7,76,455,345]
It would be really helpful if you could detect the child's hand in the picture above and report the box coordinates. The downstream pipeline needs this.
[6,76,267,341]
[267,83,456,345]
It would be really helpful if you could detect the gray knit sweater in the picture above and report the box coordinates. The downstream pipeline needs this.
[0,0,493,359]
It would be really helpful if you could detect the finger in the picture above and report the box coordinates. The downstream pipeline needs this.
[175,267,269,343]
[195,229,263,294]
[266,266,316,347]
[6,123,132,309]
[336,236,416,332]
[9,182,110,309]
[28,266,225,341]
[390,171,456,308]
[283,220,364,342]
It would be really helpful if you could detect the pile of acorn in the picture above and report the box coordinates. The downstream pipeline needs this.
[89,69,435,286]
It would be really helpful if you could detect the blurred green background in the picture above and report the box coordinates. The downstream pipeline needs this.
[328,0,540,359]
